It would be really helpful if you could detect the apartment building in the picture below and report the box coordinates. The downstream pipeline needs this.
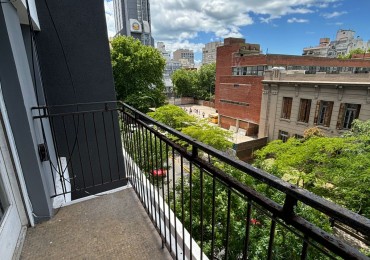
[113,0,153,45]
[259,69,370,140]
[202,41,223,65]
[173,48,194,65]
[215,37,370,136]
[303,29,370,58]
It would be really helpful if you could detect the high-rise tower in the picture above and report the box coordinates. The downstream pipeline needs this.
[113,0,153,46]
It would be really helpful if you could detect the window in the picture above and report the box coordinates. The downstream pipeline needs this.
[281,97,293,119]
[336,103,361,129]
[294,134,304,139]
[314,101,334,127]
[297,99,311,123]
[278,130,289,142]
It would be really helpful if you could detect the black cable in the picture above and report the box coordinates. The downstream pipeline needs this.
[24,0,98,199]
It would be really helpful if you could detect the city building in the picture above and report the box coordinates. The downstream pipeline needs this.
[215,37,370,137]
[259,69,370,141]
[113,0,153,45]
[202,41,223,64]
[173,48,194,65]
[303,29,370,58]
[156,41,171,61]
[1,2,369,259]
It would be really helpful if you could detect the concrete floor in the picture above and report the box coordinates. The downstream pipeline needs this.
[20,187,172,260]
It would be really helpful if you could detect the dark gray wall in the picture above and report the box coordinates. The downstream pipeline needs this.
[34,0,126,198]
[0,3,53,221]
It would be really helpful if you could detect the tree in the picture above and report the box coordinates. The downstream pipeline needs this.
[171,68,198,97]
[147,104,196,130]
[111,36,166,112]
[197,63,216,100]
[338,48,365,59]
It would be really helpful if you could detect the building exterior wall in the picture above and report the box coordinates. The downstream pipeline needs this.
[34,0,126,199]
[215,37,370,135]
[202,41,223,65]
[113,0,153,45]
[0,2,53,221]
[259,71,370,141]
[173,49,194,65]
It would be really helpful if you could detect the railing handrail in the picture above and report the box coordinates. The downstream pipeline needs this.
[119,101,370,236]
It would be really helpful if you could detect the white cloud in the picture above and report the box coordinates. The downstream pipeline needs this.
[287,17,309,23]
[322,11,347,19]
[104,0,115,37]
[104,0,341,58]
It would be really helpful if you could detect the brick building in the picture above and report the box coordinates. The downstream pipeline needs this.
[215,37,370,136]
[259,70,370,141]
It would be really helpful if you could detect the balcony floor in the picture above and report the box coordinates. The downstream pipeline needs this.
[20,187,172,259]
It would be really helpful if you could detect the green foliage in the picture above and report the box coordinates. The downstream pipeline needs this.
[182,121,232,151]
[197,63,216,100]
[338,48,365,59]
[171,69,199,97]
[111,36,166,112]
[342,119,370,137]
[254,130,370,218]
[147,104,195,130]
[171,63,216,100]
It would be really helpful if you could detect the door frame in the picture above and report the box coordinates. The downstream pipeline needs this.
[0,83,34,226]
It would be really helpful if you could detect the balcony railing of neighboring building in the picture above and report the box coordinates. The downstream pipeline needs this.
[33,102,370,259]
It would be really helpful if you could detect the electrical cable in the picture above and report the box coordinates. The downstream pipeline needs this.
[24,0,101,200]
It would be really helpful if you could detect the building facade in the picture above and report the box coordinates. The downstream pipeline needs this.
[202,41,223,65]
[259,69,370,140]
[173,49,194,66]
[113,0,153,46]
[303,29,370,58]
[0,0,123,257]
[215,37,370,136]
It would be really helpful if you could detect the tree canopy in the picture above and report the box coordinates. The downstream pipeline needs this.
[254,124,370,218]
[147,104,195,130]
[171,63,216,100]
[111,36,166,111]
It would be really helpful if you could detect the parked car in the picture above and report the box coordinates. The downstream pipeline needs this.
[150,168,167,177]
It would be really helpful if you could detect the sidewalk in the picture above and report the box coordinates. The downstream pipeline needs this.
[179,104,216,120]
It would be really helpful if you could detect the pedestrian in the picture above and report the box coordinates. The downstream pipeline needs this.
[190,108,192,113]
[202,112,205,118]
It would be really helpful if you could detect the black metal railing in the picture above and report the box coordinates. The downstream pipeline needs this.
[33,102,127,200]
[119,102,370,260]
[33,102,370,259]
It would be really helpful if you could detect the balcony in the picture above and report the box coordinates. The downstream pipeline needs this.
[23,102,370,259]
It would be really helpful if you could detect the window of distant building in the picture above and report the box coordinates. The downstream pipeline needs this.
[278,130,289,142]
[297,99,312,123]
[336,103,361,129]
[294,134,304,139]
[232,66,265,76]
[281,97,293,119]
[314,100,334,127]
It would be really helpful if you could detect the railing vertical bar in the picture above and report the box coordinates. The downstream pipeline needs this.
[189,161,193,260]
[166,144,172,252]
[144,127,153,218]
[160,139,166,248]
[135,121,144,203]
[72,114,86,190]
[149,129,158,227]
[172,148,178,259]
[301,235,309,260]
[110,110,121,180]
[242,201,252,260]
[210,176,216,259]
[102,111,113,183]
[200,168,204,260]
[61,116,74,193]
[92,112,104,185]
[225,189,232,260]
[181,156,185,260]
[129,117,137,190]
[82,113,95,186]
[153,135,162,234]
[267,218,277,260]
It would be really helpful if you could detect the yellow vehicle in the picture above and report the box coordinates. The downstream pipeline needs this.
[208,113,218,124]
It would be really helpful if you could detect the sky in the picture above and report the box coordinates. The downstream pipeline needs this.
[104,0,370,63]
